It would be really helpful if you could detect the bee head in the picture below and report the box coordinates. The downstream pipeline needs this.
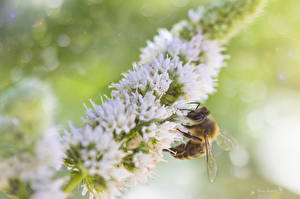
[187,106,210,122]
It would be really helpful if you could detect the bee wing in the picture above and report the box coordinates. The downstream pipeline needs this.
[204,133,217,183]
[216,130,238,151]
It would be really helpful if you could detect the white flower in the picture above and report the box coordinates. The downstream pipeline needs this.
[130,122,182,185]
[172,39,226,101]
[83,98,136,135]
[141,123,157,142]
[167,34,204,62]
[131,152,163,185]
[36,127,64,170]
[175,63,215,101]
[64,125,127,176]
[112,65,153,94]
[111,61,172,98]
[188,7,204,23]
[0,157,16,189]
[154,121,182,151]
[140,29,174,64]
[133,91,172,122]
[0,127,66,199]
[141,33,226,102]
[63,125,132,199]
[63,122,101,147]
[28,128,66,199]
[30,179,66,199]
[151,54,181,72]
[140,31,204,65]
[141,122,182,150]
[200,39,228,77]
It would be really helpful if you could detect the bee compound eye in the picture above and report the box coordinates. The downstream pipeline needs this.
[194,113,205,120]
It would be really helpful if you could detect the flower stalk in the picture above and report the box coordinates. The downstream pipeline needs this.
[0,0,266,199]
[62,0,266,198]
[63,172,87,194]
[199,0,266,42]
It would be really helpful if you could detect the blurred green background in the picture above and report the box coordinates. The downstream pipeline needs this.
[1,0,300,198]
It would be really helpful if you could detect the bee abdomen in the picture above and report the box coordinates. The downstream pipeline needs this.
[167,141,205,160]
[172,152,190,160]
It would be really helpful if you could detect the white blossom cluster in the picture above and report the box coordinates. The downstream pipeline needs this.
[63,125,131,199]
[0,0,266,197]
[0,126,66,199]
[63,7,227,199]
[0,79,66,199]
[139,29,226,102]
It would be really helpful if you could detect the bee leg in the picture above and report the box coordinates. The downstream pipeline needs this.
[176,128,202,142]
[168,143,189,160]
[163,143,185,155]
[188,101,200,109]
[179,108,193,112]
[172,151,189,160]
[181,123,195,129]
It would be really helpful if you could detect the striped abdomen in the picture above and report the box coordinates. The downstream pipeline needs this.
[169,141,205,160]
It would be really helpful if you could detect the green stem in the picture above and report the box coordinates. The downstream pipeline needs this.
[63,172,86,194]
[18,181,25,199]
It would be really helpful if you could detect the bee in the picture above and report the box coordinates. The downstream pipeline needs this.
[164,102,237,183]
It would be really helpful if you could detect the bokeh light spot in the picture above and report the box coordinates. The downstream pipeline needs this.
[57,34,71,47]
[229,145,250,167]
[140,4,156,18]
